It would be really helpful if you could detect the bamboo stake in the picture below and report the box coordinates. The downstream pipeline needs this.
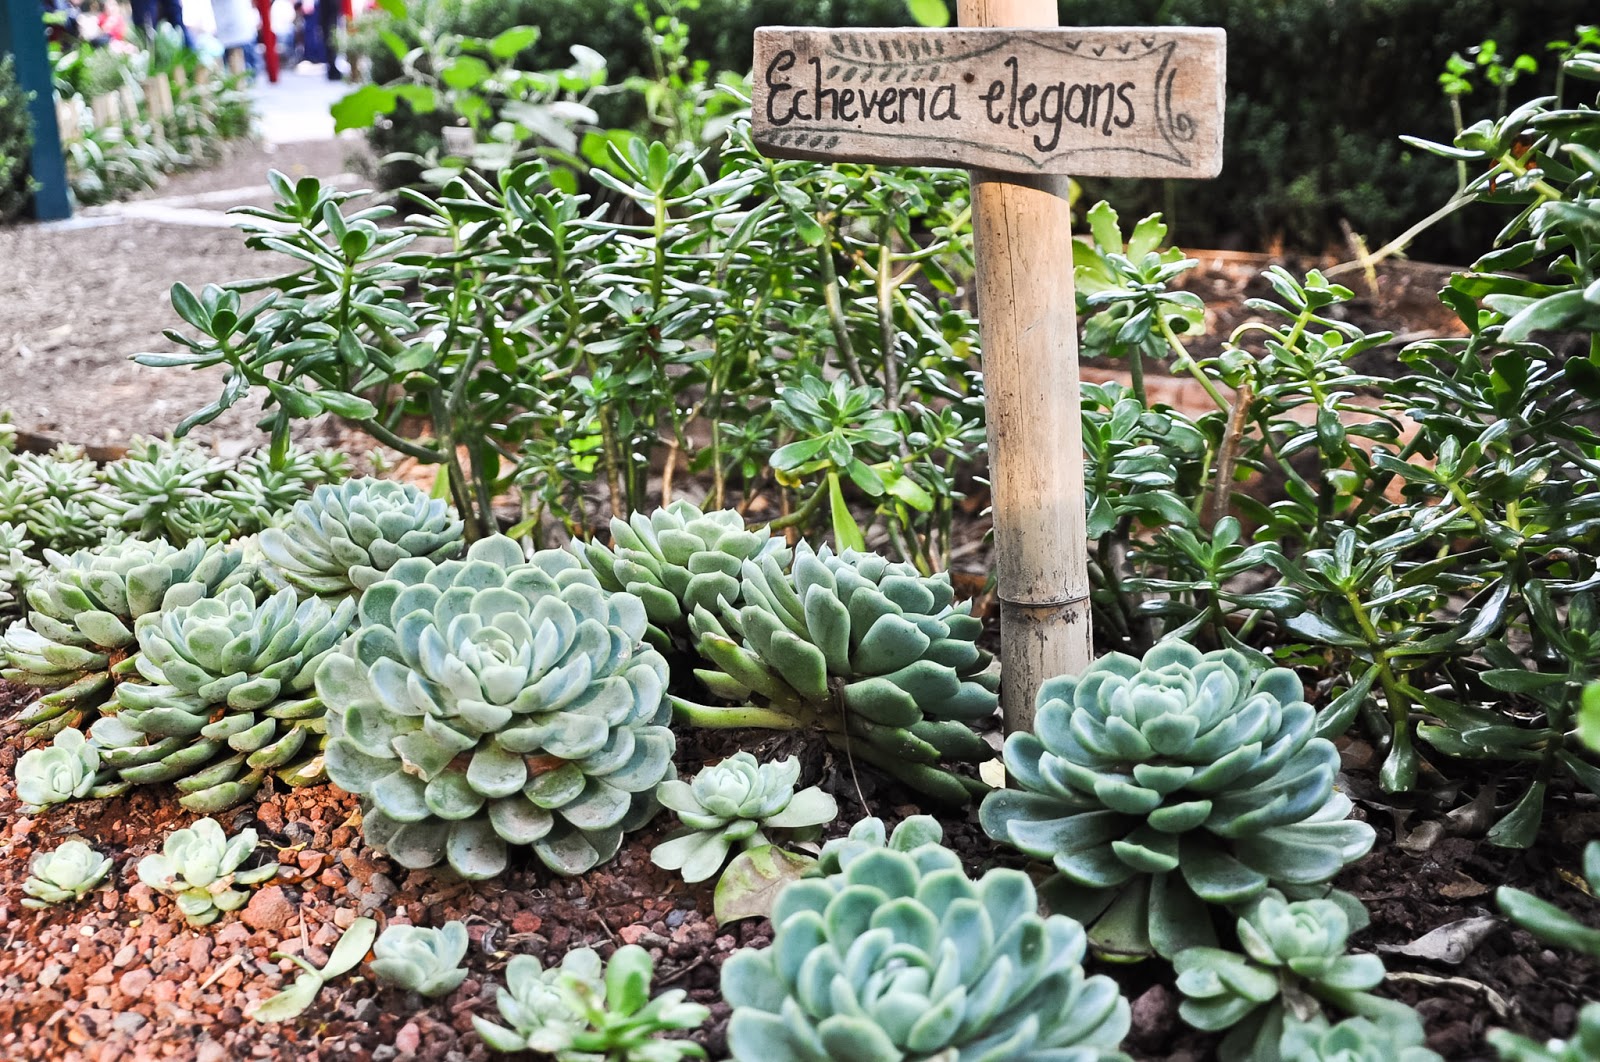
[956,0,1092,734]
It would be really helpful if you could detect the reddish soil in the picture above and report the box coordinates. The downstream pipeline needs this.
[1,673,1596,1062]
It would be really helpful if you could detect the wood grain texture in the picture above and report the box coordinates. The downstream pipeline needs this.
[753,25,1225,178]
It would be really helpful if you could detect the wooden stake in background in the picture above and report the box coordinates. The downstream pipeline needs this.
[752,14,1224,732]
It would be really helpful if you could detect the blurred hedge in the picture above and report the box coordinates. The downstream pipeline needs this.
[351,0,1592,259]
[1057,0,1593,259]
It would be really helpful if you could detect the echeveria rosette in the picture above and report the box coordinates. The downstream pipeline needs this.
[475,945,709,1060]
[318,535,677,880]
[572,500,791,651]
[1490,1004,1600,1062]
[97,437,231,543]
[652,752,838,883]
[721,844,1132,1062]
[812,814,946,877]
[14,728,109,809]
[22,838,115,908]
[981,641,1375,958]
[136,817,277,926]
[371,922,470,998]
[0,520,42,621]
[1280,1014,1443,1062]
[1175,895,1398,1061]
[91,583,354,812]
[2,538,253,738]
[686,542,998,804]
[260,477,465,597]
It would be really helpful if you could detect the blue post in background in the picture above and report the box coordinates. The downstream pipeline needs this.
[0,0,72,220]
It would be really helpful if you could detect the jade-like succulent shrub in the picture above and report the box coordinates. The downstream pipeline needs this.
[686,542,998,803]
[1,538,252,737]
[652,752,838,883]
[981,641,1375,957]
[137,817,277,925]
[1175,895,1397,1060]
[573,501,790,649]
[15,728,104,809]
[371,922,469,998]
[721,844,1131,1061]
[22,838,114,908]
[474,944,708,1060]
[1490,1004,1600,1062]
[318,535,677,879]
[92,584,354,812]
[1281,1015,1443,1062]
[260,477,465,596]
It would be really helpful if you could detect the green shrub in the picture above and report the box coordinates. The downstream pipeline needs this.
[0,57,35,224]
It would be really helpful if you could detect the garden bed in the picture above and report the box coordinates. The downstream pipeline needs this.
[3,675,1598,1062]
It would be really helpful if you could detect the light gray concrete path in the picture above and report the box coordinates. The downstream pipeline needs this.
[251,65,350,145]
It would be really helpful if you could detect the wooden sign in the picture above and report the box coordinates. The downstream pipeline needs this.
[753,27,1225,178]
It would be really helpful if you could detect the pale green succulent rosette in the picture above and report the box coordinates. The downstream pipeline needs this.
[91,583,354,812]
[722,843,1131,1062]
[259,477,465,597]
[980,641,1376,958]
[14,728,111,809]
[811,814,946,877]
[371,922,470,998]
[97,437,232,543]
[474,949,601,1053]
[1175,894,1409,1061]
[1,538,253,738]
[10,445,107,552]
[318,535,677,879]
[572,500,791,650]
[0,521,42,621]
[685,542,998,804]
[651,752,838,883]
[22,839,115,908]
[136,817,277,926]
[1279,1015,1443,1062]
[1490,1003,1600,1062]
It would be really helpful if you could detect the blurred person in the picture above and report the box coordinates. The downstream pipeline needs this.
[129,0,192,46]
[315,0,341,79]
[212,0,260,75]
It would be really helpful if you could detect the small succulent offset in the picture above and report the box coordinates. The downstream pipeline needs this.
[652,753,838,883]
[22,839,115,908]
[136,817,277,926]
[686,542,998,803]
[1174,895,1399,1060]
[981,641,1376,957]
[371,922,470,998]
[14,728,104,809]
[251,918,379,1022]
[1280,1015,1444,1062]
[1,537,252,737]
[475,945,709,1060]
[260,478,465,597]
[1490,1003,1600,1062]
[811,814,946,877]
[0,521,42,621]
[93,584,355,812]
[572,501,790,649]
[319,536,676,879]
[721,843,1131,1061]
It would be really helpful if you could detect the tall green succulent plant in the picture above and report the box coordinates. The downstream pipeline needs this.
[259,477,464,597]
[92,584,354,812]
[572,501,790,650]
[1,538,252,737]
[318,535,677,879]
[722,840,1131,1062]
[980,642,1375,958]
[683,542,998,803]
